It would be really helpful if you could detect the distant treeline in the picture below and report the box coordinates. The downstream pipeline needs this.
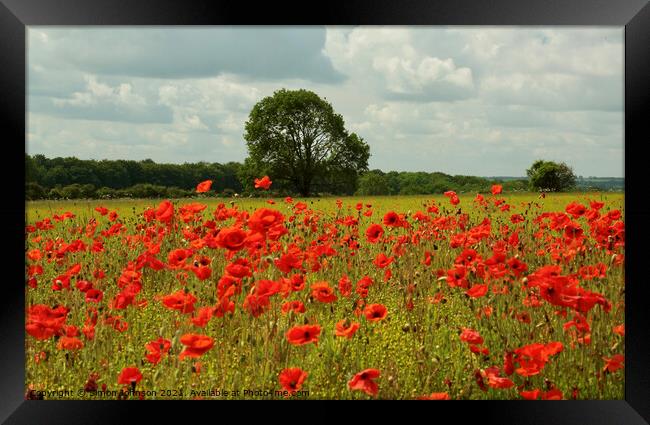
[26,154,243,200]
[575,177,624,191]
[356,170,528,196]
[489,175,624,192]
[24,154,620,200]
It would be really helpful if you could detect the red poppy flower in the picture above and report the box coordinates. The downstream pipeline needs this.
[85,289,103,303]
[275,251,303,274]
[466,284,488,298]
[196,180,213,193]
[215,227,248,251]
[383,211,401,227]
[191,263,212,281]
[565,202,587,218]
[248,208,285,234]
[27,249,42,261]
[520,389,541,400]
[364,303,387,322]
[254,175,272,190]
[162,290,197,314]
[281,301,306,314]
[57,336,84,351]
[26,304,69,340]
[603,354,624,373]
[491,184,503,195]
[506,258,528,276]
[513,342,563,377]
[155,200,174,223]
[365,224,384,243]
[278,368,308,393]
[612,324,625,337]
[356,276,374,298]
[255,279,282,298]
[338,275,352,297]
[117,367,143,385]
[541,388,563,400]
[190,306,215,327]
[373,253,393,269]
[510,214,525,224]
[243,293,271,318]
[484,371,515,389]
[145,337,171,365]
[289,274,305,292]
[225,258,252,278]
[459,328,484,345]
[335,320,360,339]
[311,281,338,303]
[348,369,380,397]
[179,334,215,360]
[444,191,460,205]
[286,324,321,346]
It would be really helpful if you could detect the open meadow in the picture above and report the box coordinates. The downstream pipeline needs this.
[24,191,625,400]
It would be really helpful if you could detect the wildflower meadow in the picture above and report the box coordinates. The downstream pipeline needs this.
[24,181,625,400]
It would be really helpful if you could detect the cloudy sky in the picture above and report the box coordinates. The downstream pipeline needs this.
[27,27,624,177]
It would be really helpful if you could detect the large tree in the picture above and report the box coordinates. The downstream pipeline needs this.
[243,89,370,196]
[526,159,577,192]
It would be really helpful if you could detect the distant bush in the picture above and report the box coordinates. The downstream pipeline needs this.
[96,187,118,199]
[26,182,47,200]
[48,187,65,200]
[167,187,192,198]
[221,188,236,197]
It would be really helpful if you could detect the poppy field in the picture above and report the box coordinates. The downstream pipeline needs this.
[24,188,625,400]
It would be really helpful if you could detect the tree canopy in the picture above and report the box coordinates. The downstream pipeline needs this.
[526,160,577,192]
[243,89,370,196]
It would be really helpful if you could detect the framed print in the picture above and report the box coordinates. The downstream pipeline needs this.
[2,0,650,423]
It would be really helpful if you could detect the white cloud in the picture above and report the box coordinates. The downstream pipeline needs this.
[53,75,146,107]
[156,74,260,134]
[325,27,475,101]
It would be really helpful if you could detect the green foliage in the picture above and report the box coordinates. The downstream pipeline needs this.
[221,188,236,197]
[25,182,47,200]
[527,160,577,192]
[95,187,118,199]
[356,170,390,196]
[24,155,243,193]
[26,154,589,200]
[243,89,370,196]
[356,171,528,196]
[47,187,65,200]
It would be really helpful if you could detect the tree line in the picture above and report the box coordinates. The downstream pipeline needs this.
[25,154,243,200]
[356,170,528,196]
[25,154,531,200]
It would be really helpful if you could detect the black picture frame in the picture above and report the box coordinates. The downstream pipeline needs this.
[2,0,649,423]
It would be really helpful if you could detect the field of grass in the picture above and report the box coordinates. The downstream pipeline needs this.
[24,192,625,400]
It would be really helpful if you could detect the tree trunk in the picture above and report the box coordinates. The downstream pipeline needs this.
[300,178,311,197]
